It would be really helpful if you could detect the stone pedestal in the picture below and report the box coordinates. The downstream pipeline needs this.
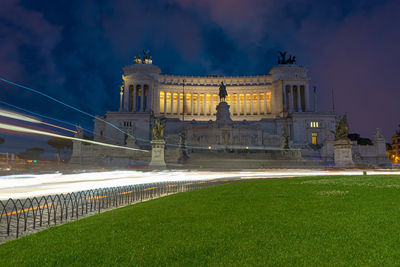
[216,102,232,126]
[334,138,353,167]
[150,139,166,167]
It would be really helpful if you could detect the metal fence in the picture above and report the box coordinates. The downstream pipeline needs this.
[0,178,239,242]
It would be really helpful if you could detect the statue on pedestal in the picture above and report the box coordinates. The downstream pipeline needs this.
[150,114,166,167]
[334,114,349,141]
[151,114,166,140]
[219,82,227,102]
[333,114,353,166]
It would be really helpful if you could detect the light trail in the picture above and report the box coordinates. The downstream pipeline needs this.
[0,100,132,144]
[0,122,149,153]
[0,169,400,200]
[0,108,40,123]
[0,77,136,140]
[0,107,76,134]
[40,121,76,134]
[0,100,89,132]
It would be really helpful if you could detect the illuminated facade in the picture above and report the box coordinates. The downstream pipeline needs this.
[93,56,337,155]
[119,63,310,120]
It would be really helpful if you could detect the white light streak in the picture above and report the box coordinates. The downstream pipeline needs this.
[0,108,40,123]
[0,169,399,200]
[0,122,149,153]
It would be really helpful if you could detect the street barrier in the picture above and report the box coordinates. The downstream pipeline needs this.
[0,178,239,242]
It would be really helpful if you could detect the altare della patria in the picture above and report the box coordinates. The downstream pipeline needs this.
[71,51,390,168]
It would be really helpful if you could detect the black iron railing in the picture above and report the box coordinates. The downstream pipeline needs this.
[0,178,239,242]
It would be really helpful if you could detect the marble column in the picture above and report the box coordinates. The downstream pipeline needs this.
[297,86,302,112]
[257,92,261,115]
[305,85,310,111]
[283,86,287,112]
[204,94,207,115]
[289,86,294,112]
[141,85,145,112]
[123,83,129,111]
[197,93,200,116]
[119,86,123,111]
[191,93,193,115]
[250,92,254,115]
[183,93,186,114]
[132,84,136,112]
[177,92,180,116]
[164,91,167,114]
[210,94,214,115]
[171,91,174,114]
[147,84,152,112]
[264,92,267,115]
[244,92,247,116]
[236,93,240,116]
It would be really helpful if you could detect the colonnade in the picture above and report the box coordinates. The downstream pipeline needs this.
[121,83,152,112]
[159,91,272,116]
[283,85,308,112]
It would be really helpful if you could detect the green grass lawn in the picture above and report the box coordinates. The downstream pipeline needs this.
[2,175,400,266]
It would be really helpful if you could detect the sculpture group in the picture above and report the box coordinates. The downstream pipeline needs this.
[278,51,296,65]
[134,50,152,64]
[151,114,166,140]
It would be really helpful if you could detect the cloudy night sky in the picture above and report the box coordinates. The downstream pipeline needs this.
[0,0,399,150]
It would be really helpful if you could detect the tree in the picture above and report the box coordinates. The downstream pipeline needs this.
[17,148,44,161]
[48,137,73,162]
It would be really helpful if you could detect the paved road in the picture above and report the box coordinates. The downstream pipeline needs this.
[1,169,400,200]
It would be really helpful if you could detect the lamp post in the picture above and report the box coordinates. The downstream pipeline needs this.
[178,79,189,163]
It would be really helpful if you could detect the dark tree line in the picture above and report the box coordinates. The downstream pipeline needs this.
[48,137,73,162]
